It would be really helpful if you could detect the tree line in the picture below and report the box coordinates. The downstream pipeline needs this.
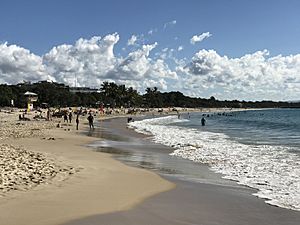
[0,81,299,109]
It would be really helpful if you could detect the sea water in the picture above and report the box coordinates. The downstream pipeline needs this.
[129,109,300,211]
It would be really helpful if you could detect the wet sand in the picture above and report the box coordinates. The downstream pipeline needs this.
[64,178,300,225]
[64,117,300,225]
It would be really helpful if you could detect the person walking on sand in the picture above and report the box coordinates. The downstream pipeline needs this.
[76,115,79,130]
[63,112,68,123]
[69,111,73,123]
[87,113,94,130]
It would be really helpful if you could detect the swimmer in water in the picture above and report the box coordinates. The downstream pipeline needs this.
[201,117,206,126]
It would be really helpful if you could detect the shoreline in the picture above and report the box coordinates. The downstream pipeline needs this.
[63,115,300,225]
[0,111,174,225]
[1,108,299,225]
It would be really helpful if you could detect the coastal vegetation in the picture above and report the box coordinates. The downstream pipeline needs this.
[0,81,299,108]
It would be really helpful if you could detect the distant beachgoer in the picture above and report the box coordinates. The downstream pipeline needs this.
[201,117,206,126]
[47,109,50,121]
[76,115,79,130]
[187,112,190,119]
[128,117,134,123]
[63,113,68,123]
[69,112,73,123]
[177,111,180,119]
[87,113,94,130]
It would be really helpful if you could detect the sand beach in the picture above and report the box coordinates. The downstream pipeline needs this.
[0,109,173,225]
[0,108,299,225]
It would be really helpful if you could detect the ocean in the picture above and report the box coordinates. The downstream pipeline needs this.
[129,109,300,211]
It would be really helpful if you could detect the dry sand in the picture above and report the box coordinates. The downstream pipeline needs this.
[0,110,174,225]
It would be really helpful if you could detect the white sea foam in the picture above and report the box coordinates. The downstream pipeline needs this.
[129,116,300,211]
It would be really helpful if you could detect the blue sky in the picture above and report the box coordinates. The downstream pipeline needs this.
[1,0,300,100]
[1,0,300,57]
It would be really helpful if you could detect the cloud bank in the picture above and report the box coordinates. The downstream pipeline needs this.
[0,42,52,84]
[1,33,300,101]
[178,49,300,100]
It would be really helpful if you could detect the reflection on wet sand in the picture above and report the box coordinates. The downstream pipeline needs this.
[95,146,179,175]
[85,117,237,186]
[63,117,300,225]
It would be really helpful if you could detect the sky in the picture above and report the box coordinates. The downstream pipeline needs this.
[1,0,300,101]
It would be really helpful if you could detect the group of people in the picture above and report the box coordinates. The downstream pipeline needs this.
[63,111,73,123]
[177,112,206,126]
[63,110,94,130]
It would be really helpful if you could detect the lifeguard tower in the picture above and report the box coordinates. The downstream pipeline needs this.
[24,91,38,112]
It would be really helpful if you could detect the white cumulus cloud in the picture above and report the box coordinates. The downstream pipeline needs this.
[43,35,177,91]
[0,42,52,84]
[43,34,120,87]
[180,49,300,100]
[190,32,212,45]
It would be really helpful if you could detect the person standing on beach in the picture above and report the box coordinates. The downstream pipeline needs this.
[76,115,79,130]
[69,112,73,123]
[63,112,68,123]
[47,108,50,121]
[87,113,94,130]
